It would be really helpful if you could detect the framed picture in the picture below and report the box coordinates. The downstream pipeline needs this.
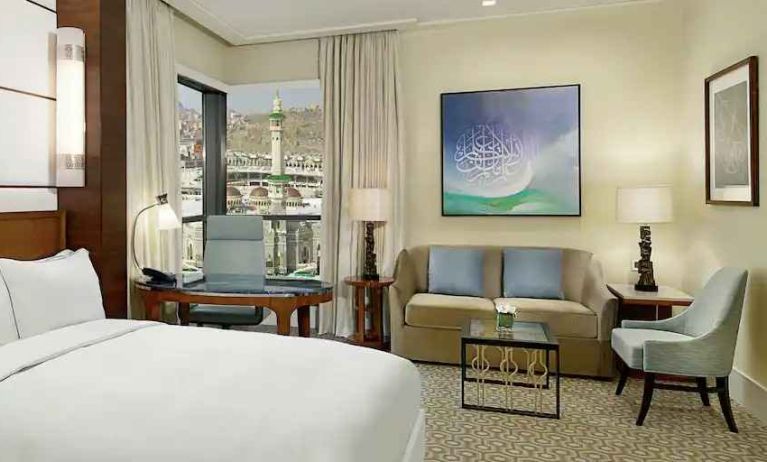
[705,56,759,206]
[441,85,581,216]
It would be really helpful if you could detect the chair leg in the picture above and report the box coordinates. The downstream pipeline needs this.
[636,373,656,426]
[696,377,711,407]
[716,377,738,433]
[616,362,629,396]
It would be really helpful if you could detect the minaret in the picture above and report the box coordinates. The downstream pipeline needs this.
[268,91,287,214]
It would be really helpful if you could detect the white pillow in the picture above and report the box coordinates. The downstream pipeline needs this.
[0,250,75,345]
[0,249,105,338]
[0,280,17,345]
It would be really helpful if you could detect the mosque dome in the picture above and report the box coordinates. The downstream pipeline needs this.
[250,187,269,198]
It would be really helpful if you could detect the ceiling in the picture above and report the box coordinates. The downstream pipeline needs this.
[166,0,646,46]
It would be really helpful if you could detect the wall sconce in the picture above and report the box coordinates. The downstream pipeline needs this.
[56,27,86,187]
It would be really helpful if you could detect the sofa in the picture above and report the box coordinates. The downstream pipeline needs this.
[389,245,618,378]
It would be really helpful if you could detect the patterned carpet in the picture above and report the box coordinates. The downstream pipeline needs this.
[417,363,767,461]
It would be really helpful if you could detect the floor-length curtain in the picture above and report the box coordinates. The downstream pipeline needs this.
[319,31,405,336]
[126,0,181,319]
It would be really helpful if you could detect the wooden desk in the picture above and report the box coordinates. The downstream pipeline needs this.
[344,276,394,350]
[135,277,333,337]
[607,283,693,324]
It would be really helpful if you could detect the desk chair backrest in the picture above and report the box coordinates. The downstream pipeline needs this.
[203,215,266,276]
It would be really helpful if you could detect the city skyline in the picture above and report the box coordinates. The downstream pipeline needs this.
[178,80,322,115]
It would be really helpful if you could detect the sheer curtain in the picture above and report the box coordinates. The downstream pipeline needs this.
[319,31,405,336]
[126,0,181,319]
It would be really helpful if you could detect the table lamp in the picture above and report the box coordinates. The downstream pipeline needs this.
[617,185,673,292]
[131,193,181,283]
[349,188,390,280]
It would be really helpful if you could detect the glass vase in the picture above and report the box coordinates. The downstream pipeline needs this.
[496,312,515,332]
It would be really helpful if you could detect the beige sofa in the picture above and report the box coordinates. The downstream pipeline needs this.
[389,246,618,378]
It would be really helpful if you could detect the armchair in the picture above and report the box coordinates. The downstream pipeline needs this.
[611,267,748,432]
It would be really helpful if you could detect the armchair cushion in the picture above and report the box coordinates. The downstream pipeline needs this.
[612,327,692,369]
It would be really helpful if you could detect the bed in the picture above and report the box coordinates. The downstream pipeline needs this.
[0,211,425,462]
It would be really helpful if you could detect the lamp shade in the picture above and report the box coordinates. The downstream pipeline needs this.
[617,185,673,224]
[349,188,390,222]
[156,203,181,230]
[56,27,86,187]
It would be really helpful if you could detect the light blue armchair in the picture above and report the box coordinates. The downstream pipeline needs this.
[611,267,748,432]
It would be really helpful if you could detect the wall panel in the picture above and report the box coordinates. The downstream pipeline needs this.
[0,188,57,212]
[0,91,55,186]
[0,0,57,98]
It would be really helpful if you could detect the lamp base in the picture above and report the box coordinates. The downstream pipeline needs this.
[362,221,379,281]
[634,283,658,292]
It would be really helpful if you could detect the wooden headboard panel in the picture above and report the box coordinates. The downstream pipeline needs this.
[0,211,66,260]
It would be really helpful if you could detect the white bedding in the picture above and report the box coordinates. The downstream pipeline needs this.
[0,320,423,462]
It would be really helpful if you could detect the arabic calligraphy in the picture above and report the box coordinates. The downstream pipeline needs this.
[455,124,530,188]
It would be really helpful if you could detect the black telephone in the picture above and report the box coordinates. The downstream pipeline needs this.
[142,267,177,284]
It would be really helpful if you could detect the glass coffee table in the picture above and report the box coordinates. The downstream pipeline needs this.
[461,319,560,419]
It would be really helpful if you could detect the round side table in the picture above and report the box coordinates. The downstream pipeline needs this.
[343,276,394,350]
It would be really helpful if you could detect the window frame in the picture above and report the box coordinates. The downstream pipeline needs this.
[178,76,227,224]
[179,76,322,277]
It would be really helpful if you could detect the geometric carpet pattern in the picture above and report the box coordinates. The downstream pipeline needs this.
[418,363,767,461]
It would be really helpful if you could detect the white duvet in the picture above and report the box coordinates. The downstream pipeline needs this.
[0,320,422,462]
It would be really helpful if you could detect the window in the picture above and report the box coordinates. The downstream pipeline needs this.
[225,80,323,278]
[177,77,227,272]
[178,82,204,271]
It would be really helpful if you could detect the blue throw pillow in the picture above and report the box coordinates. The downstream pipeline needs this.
[428,247,485,297]
[503,248,563,299]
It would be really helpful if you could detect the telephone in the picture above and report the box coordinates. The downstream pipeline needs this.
[142,267,177,285]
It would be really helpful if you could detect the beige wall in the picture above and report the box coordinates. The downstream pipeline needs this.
[174,15,318,85]
[677,0,767,389]
[226,40,318,84]
[173,14,229,83]
[399,1,686,288]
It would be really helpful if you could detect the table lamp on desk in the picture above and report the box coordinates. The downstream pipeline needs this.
[131,193,181,284]
[617,185,673,292]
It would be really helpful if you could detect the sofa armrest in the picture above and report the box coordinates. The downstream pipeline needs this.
[390,249,417,328]
[581,259,618,342]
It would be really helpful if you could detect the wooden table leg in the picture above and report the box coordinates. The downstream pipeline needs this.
[142,293,162,322]
[298,306,311,337]
[355,286,366,343]
[276,311,292,336]
[370,287,382,342]
[178,303,190,326]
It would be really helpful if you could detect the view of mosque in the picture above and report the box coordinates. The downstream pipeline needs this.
[178,82,323,277]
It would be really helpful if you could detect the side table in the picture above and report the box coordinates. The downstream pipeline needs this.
[607,283,693,325]
[344,276,394,350]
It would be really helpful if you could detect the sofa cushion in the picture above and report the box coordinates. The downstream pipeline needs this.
[612,328,692,369]
[503,248,563,299]
[406,293,495,329]
[428,247,485,297]
[494,297,597,338]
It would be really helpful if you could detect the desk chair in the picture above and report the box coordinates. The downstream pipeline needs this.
[612,267,748,432]
[188,215,266,329]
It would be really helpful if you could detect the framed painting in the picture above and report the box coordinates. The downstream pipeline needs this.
[441,85,581,216]
[705,56,759,206]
